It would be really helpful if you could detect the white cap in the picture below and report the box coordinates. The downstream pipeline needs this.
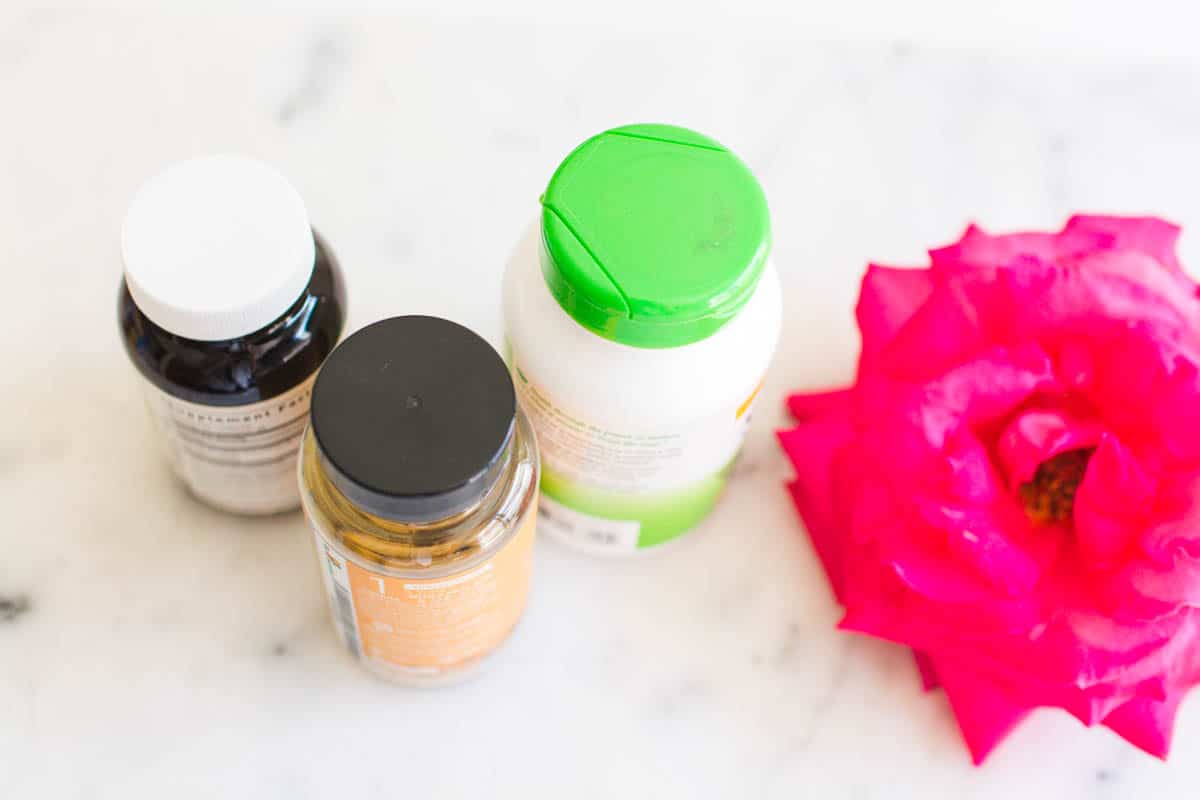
[121,155,316,341]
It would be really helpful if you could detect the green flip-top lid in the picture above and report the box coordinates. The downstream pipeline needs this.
[539,123,772,349]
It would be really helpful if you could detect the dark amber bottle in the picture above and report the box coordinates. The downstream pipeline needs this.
[118,155,346,514]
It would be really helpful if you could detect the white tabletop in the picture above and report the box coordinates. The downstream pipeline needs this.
[4,6,1200,797]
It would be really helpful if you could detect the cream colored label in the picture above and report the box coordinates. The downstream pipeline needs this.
[511,361,762,493]
[313,504,537,676]
[142,375,314,514]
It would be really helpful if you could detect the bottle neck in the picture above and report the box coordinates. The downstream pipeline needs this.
[303,426,517,557]
[313,417,515,527]
[303,412,538,577]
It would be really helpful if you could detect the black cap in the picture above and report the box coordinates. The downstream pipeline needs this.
[310,316,517,523]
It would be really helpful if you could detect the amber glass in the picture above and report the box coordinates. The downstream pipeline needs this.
[118,232,346,406]
[301,410,539,685]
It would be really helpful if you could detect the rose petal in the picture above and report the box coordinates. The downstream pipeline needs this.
[778,414,856,601]
[996,409,1106,487]
[1089,328,1168,434]
[1055,339,1095,391]
[917,497,1049,597]
[925,343,1057,428]
[939,429,1004,504]
[786,388,854,422]
[1064,607,1186,683]
[1141,471,1200,562]
[914,650,941,691]
[1103,694,1181,760]
[933,656,1031,765]
[1117,555,1200,616]
[840,590,1040,658]
[1090,326,1200,465]
[956,258,1196,353]
[884,520,995,604]
[856,265,934,367]
[1078,435,1155,517]
[1065,215,1184,276]
[875,280,986,379]
[1148,357,1200,464]
[929,223,1101,278]
[931,218,1197,343]
[1073,435,1155,569]
[843,476,895,545]
[1069,250,1200,336]
[787,480,845,600]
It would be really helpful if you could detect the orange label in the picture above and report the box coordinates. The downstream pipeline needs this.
[327,504,537,674]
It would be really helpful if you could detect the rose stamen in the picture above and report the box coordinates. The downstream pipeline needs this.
[1019,448,1094,524]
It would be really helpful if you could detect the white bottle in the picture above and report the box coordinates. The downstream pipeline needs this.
[503,124,781,555]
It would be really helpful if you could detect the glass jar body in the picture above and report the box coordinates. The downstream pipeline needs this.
[119,231,346,514]
[300,410,539,686]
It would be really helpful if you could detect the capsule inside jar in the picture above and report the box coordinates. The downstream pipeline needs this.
[300,315,539,685]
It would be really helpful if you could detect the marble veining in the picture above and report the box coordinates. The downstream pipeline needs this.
[275,28,349,125]
[3,8,1200,799]
[0,595,30,623]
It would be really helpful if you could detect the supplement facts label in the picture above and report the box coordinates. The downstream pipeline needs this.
[310,506,537,678]
[512,366,759,493]
[142,374,315,514]
[510,354,763,549]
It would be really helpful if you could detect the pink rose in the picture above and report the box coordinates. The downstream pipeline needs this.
[778,215,1200,763]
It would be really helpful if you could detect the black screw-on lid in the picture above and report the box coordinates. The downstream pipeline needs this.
[310,316,516,523]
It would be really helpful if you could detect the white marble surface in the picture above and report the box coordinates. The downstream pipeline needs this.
[5,7,1200,798]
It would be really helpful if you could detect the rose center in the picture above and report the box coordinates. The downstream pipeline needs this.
[1019,448,1094,524]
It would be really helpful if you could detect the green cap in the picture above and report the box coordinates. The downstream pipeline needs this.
[539,123,771,349]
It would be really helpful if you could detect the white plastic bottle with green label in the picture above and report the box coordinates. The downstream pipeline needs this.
[503,123,781,555]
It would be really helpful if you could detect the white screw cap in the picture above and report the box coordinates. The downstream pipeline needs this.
[121,155,316,341]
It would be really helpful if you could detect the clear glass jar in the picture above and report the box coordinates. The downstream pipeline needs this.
[300,316,539,685]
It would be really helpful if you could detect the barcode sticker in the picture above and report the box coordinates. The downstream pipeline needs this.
[538,495,641,555]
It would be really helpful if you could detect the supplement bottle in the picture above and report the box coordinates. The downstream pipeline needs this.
[503,124,780,555]
[119,155,346,515]
[301,316,539,685]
